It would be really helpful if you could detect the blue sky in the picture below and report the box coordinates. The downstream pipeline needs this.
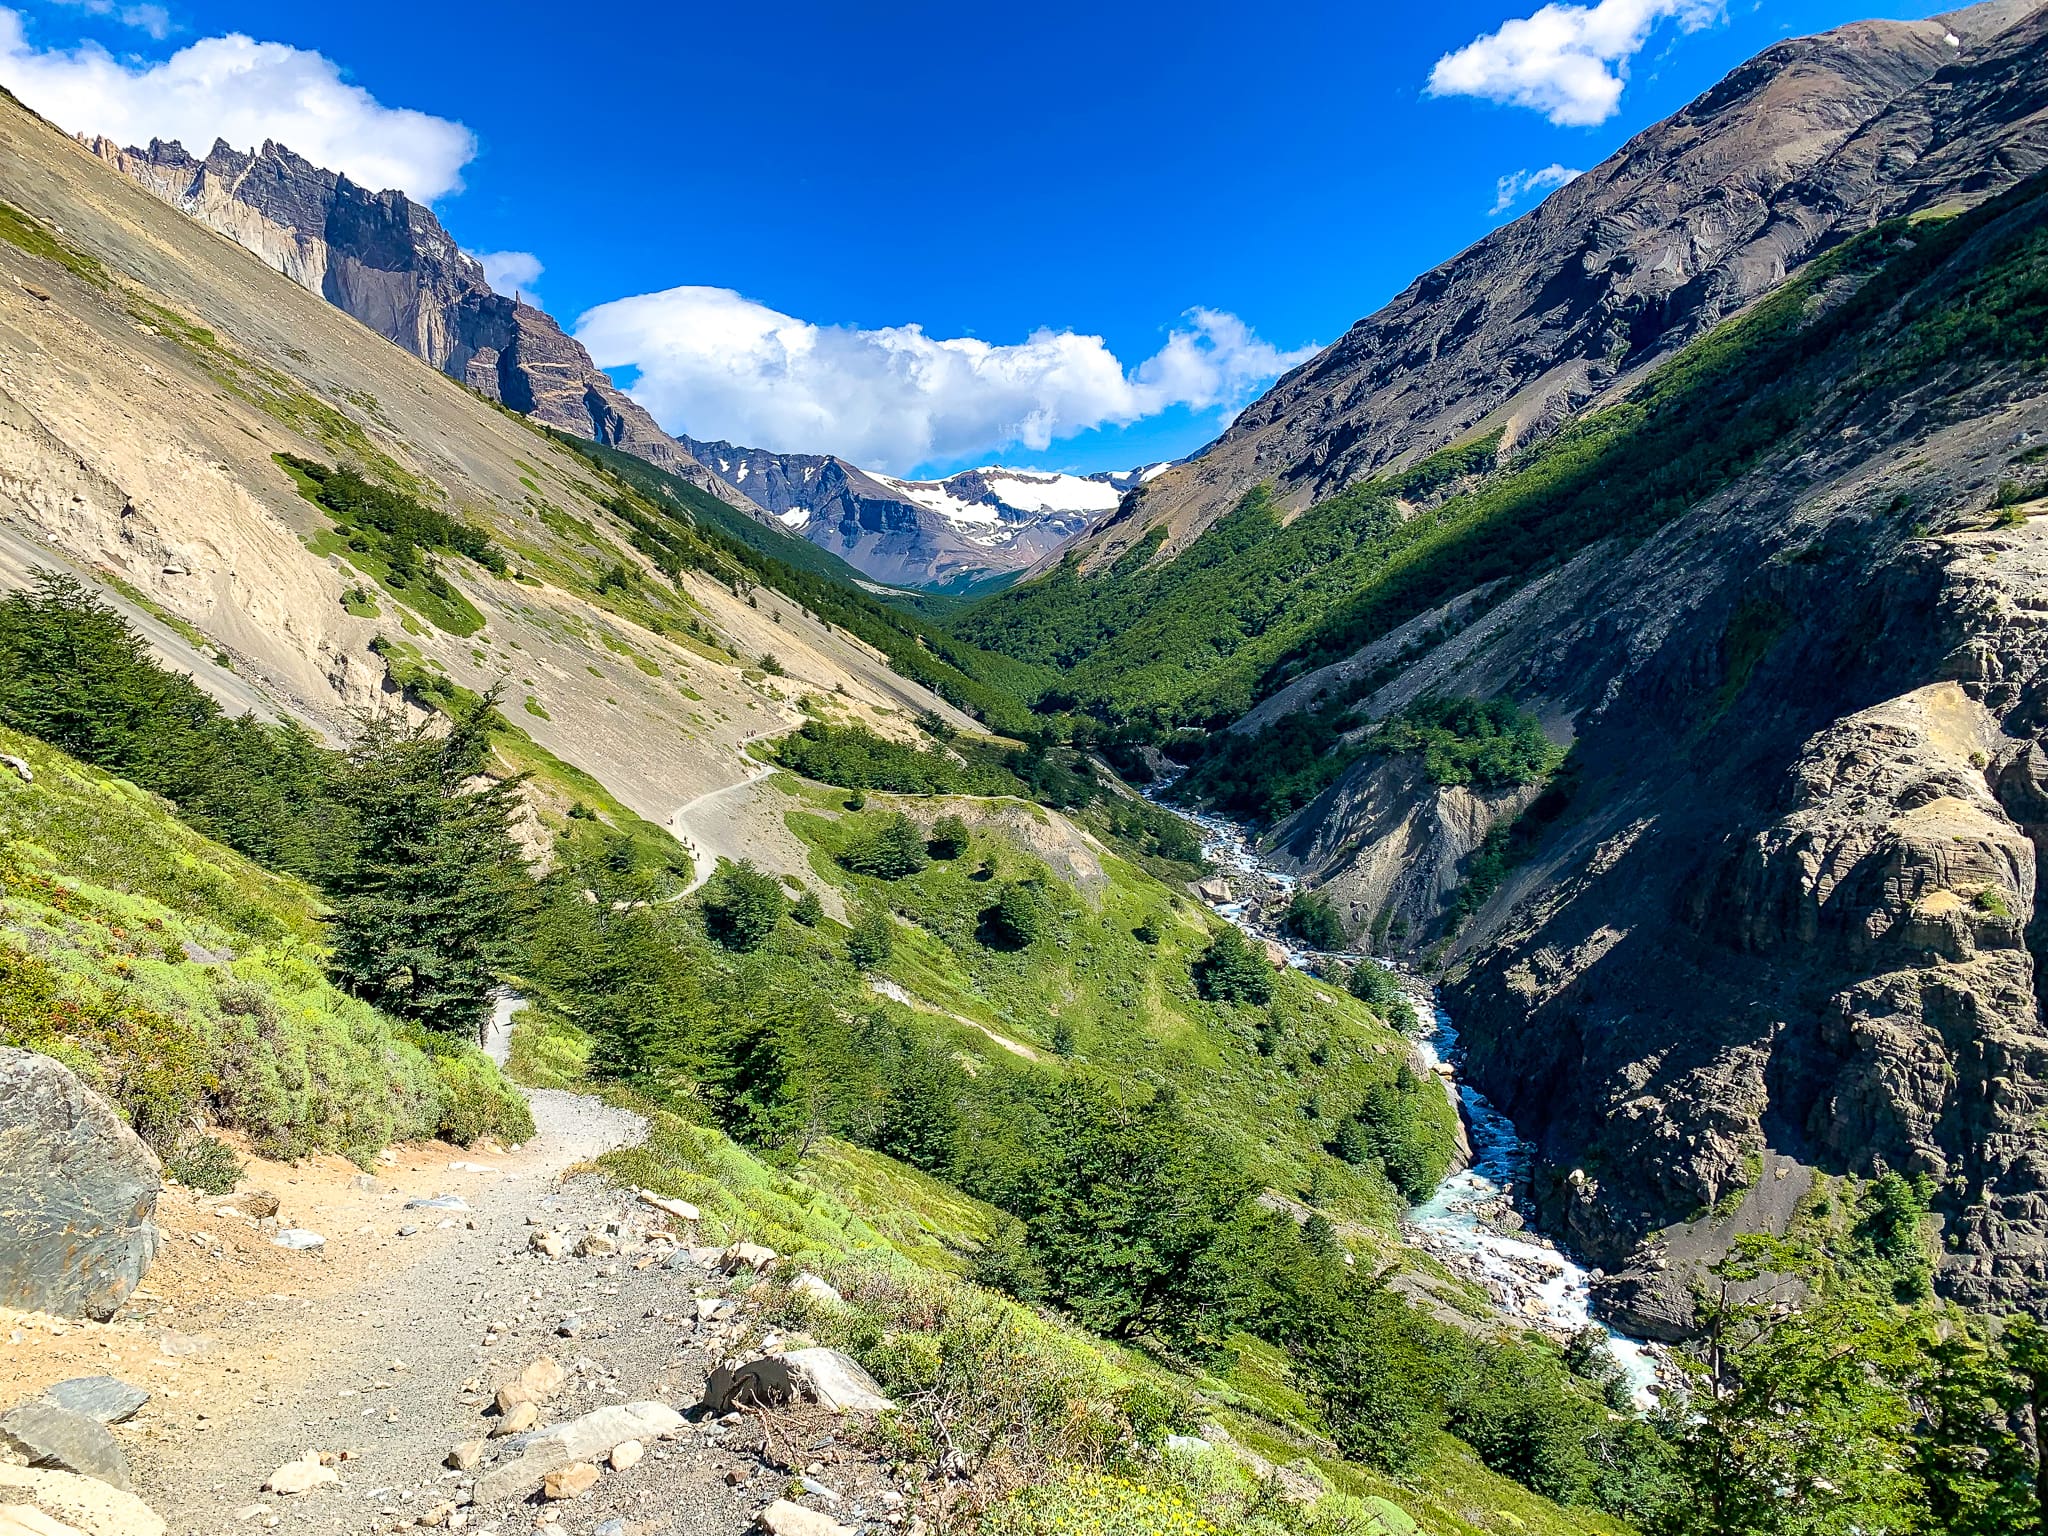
[1,0,1949,475]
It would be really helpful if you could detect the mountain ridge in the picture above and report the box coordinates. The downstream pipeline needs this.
[1059,0,2048,573]
[83,133,773,520]
[85,133,1141,591]
[678,434,1150,590]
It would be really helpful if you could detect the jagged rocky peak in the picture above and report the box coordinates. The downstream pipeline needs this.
[83,133,754,511]
[1076,0,2048,568]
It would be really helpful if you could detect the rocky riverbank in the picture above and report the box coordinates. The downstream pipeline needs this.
[1157,790,1675,1401]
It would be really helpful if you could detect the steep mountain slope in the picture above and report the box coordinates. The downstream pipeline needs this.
[1065,0,2047,570]
[681,435,1145,589]
[84,134,764,516]
[950,3,2048,1329]
[0,86,980,866]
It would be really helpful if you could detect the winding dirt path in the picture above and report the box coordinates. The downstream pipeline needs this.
[0,1083,790,1536]
[669,734,785,895]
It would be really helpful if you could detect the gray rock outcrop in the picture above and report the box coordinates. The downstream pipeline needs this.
[0,1050,160,1321]
[35,1380,147,1427]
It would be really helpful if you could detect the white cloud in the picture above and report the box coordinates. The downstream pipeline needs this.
[1492,162,1583,213]
[46,0,170,39]
[1428,0,1725,126]
[0,9,476,199]
[472,249,542,298]
[575,288,1317,475]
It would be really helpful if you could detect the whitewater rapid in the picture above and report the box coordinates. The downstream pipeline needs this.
[1160,792,1666,1405]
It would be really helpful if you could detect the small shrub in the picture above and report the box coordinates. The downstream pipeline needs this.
[1192,926,1274,1005]
[166,1133,244,1195]
[981,1470,1219,1536]
[790,889,824,926]
[928,813,971,859]
[758,653,786,676]
[848,903,894,969]
[1973,886,2013,917]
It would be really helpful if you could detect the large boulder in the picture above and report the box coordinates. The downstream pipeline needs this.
[0,1402,130,1490]
[0,1051,160,1321]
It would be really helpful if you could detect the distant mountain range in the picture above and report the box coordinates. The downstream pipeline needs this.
[86,135,1142,589]
[677,438,1167,590]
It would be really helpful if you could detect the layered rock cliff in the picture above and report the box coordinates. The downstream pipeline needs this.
[1071,0,2048,569]
[82,136,757,514]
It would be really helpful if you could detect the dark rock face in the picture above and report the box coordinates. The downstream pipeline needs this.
[0,1049,160,1320]
[0,1400,132,1490]
[84,136,751,513]
[1086,0,2048,567]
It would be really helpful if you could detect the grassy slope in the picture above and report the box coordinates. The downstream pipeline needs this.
[774,774,1438,1233]
[0,726,530,1162]
[560,435,1055,729]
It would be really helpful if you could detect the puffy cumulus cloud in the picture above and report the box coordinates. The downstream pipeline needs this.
[575,287,1318,474]
[1428,0,1725,126]
[0,9,476,199]
[471,249,543,298]
[45,0,170,39]
[1491,162,1582,214]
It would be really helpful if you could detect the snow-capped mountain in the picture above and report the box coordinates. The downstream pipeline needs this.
[678,435,1169,590]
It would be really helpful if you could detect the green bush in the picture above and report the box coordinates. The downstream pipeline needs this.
[928,813,972,859]
[701,860,786,951]
[1192,926,1274,1005]
[981,881,1048,949]
[840,813,931,879]
[1346,962,1401,1009]
[848,904,895,969]
[1282,891,1346,951]
[428,1043,536,1145]
[791,888,825,926]
[165,1133,244,1195]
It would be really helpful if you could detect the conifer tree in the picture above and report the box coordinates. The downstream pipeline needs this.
[326,693,529,1040]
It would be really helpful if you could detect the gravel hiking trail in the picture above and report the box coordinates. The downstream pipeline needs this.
[2,1086,806,1536]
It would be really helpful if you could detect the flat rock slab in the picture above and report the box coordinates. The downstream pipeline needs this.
[756,1499,852,1536]
[34,1381,147,1427]
[472,1401,681,1504]
[0,1403,131,1491]
[0,1465,163,1536]
[782,1348,894,1412]
[0,1049,160,1322]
